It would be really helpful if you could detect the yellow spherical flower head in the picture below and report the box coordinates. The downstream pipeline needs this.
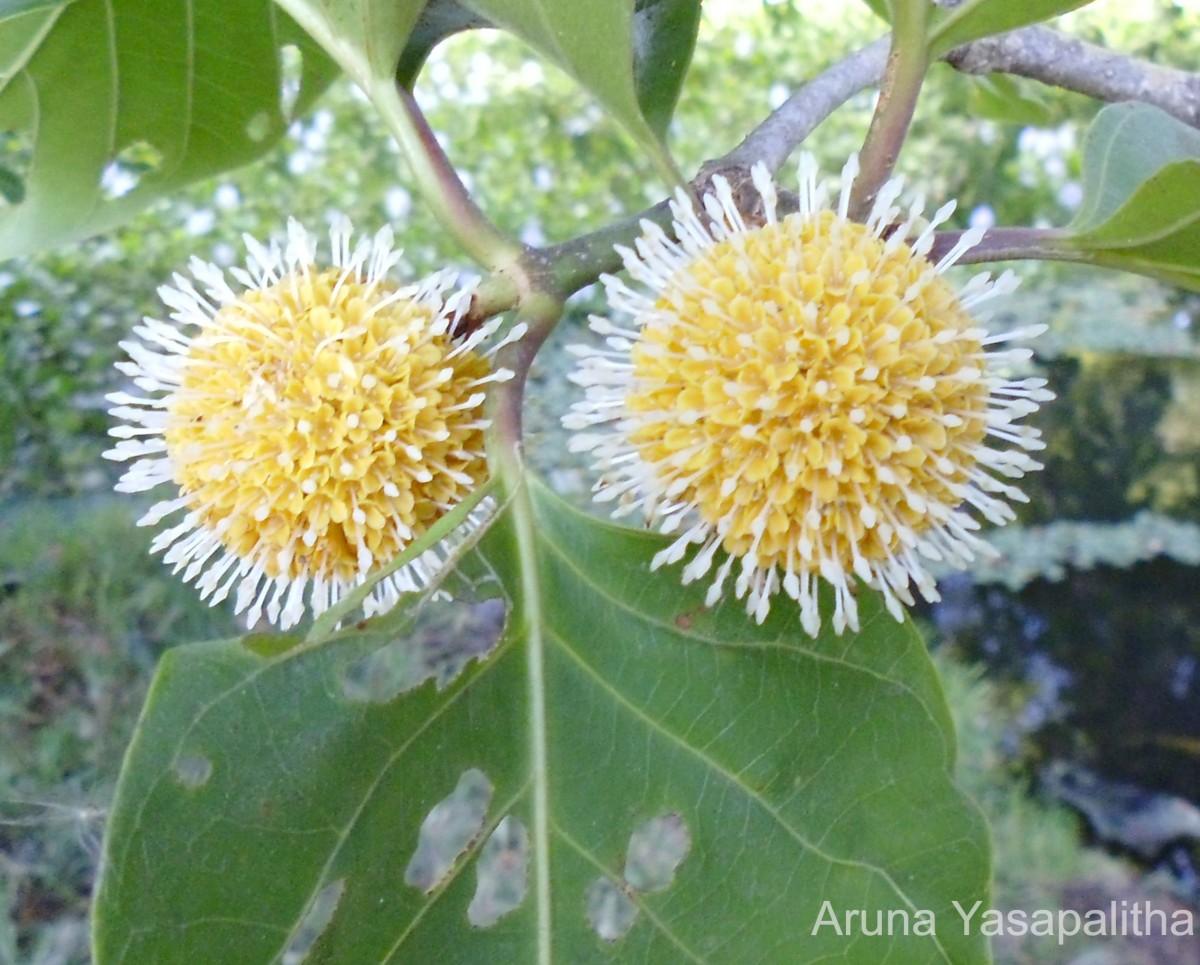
[566,155,1052,635]
[106,219,522,629]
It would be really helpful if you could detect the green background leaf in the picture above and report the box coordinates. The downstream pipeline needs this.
[94,479,990,964]
[0,161,23,203]
[964,73,1053,126]
[0,0,339,258]
[861,0,890,21]
[1064,101,1200,291]
[928,1,1096,58]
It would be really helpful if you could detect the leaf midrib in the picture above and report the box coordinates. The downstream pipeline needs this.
[547,624,959,965]
[510,482,554,965]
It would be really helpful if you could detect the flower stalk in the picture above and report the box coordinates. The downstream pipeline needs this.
[489,292,564,476]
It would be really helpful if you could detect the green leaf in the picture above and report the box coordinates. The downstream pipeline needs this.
[1070,101,1200,236]
[0,162,22,203]
[280,0,686,185]
[95,478,990,963]
[965,73,1053,126]
[1077,256,1200,293]
[273,0,427,86]
[396,0,704,139]
[858,0,891,21]
[927,0,1095,59]
[0,0,340,258]
[0,0,72,21]
[0,0,74,20]
[457,0,683,185]
[1064,102,1200,292]
[632,0,701,139]
[395,0,491,89]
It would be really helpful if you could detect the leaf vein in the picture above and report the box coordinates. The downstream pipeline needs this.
[547,626,956,963]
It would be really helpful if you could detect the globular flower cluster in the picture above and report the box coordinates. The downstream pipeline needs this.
[106,219,520,629]
[565,154,1052,636]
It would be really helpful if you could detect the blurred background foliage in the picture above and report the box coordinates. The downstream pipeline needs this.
[2,0,1200,961]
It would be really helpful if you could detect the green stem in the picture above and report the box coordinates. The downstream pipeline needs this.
[849,0,931,221]
[452,202,675,343]
[472,272,522,318]
[539,201,674,298]
[305,477,496,642]
[929,226,1080,265]
[370,80,525,272]
[510,476,551,965]
[479,300,563,963]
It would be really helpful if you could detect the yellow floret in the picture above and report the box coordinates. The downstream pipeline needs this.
[164,269,489,583]
[626,210,988,572]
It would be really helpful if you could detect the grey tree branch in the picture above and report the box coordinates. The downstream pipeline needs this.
[716,37,891,174]
[722,23,1200,181]
[946,25,1200,130]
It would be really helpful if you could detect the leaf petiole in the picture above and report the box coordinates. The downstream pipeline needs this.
[849,0,931,220]
[305,476,497,642]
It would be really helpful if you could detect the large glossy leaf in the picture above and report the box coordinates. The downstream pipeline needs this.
[394,0,699,143]
[1063,102,1200,291]
[94,477,990,964]
[456,0,683,183]
[280,0,686,187]
[926,0,1095,58]
[273,0,426,87]
[0,0,339,258]
[1070,101,1200,235]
